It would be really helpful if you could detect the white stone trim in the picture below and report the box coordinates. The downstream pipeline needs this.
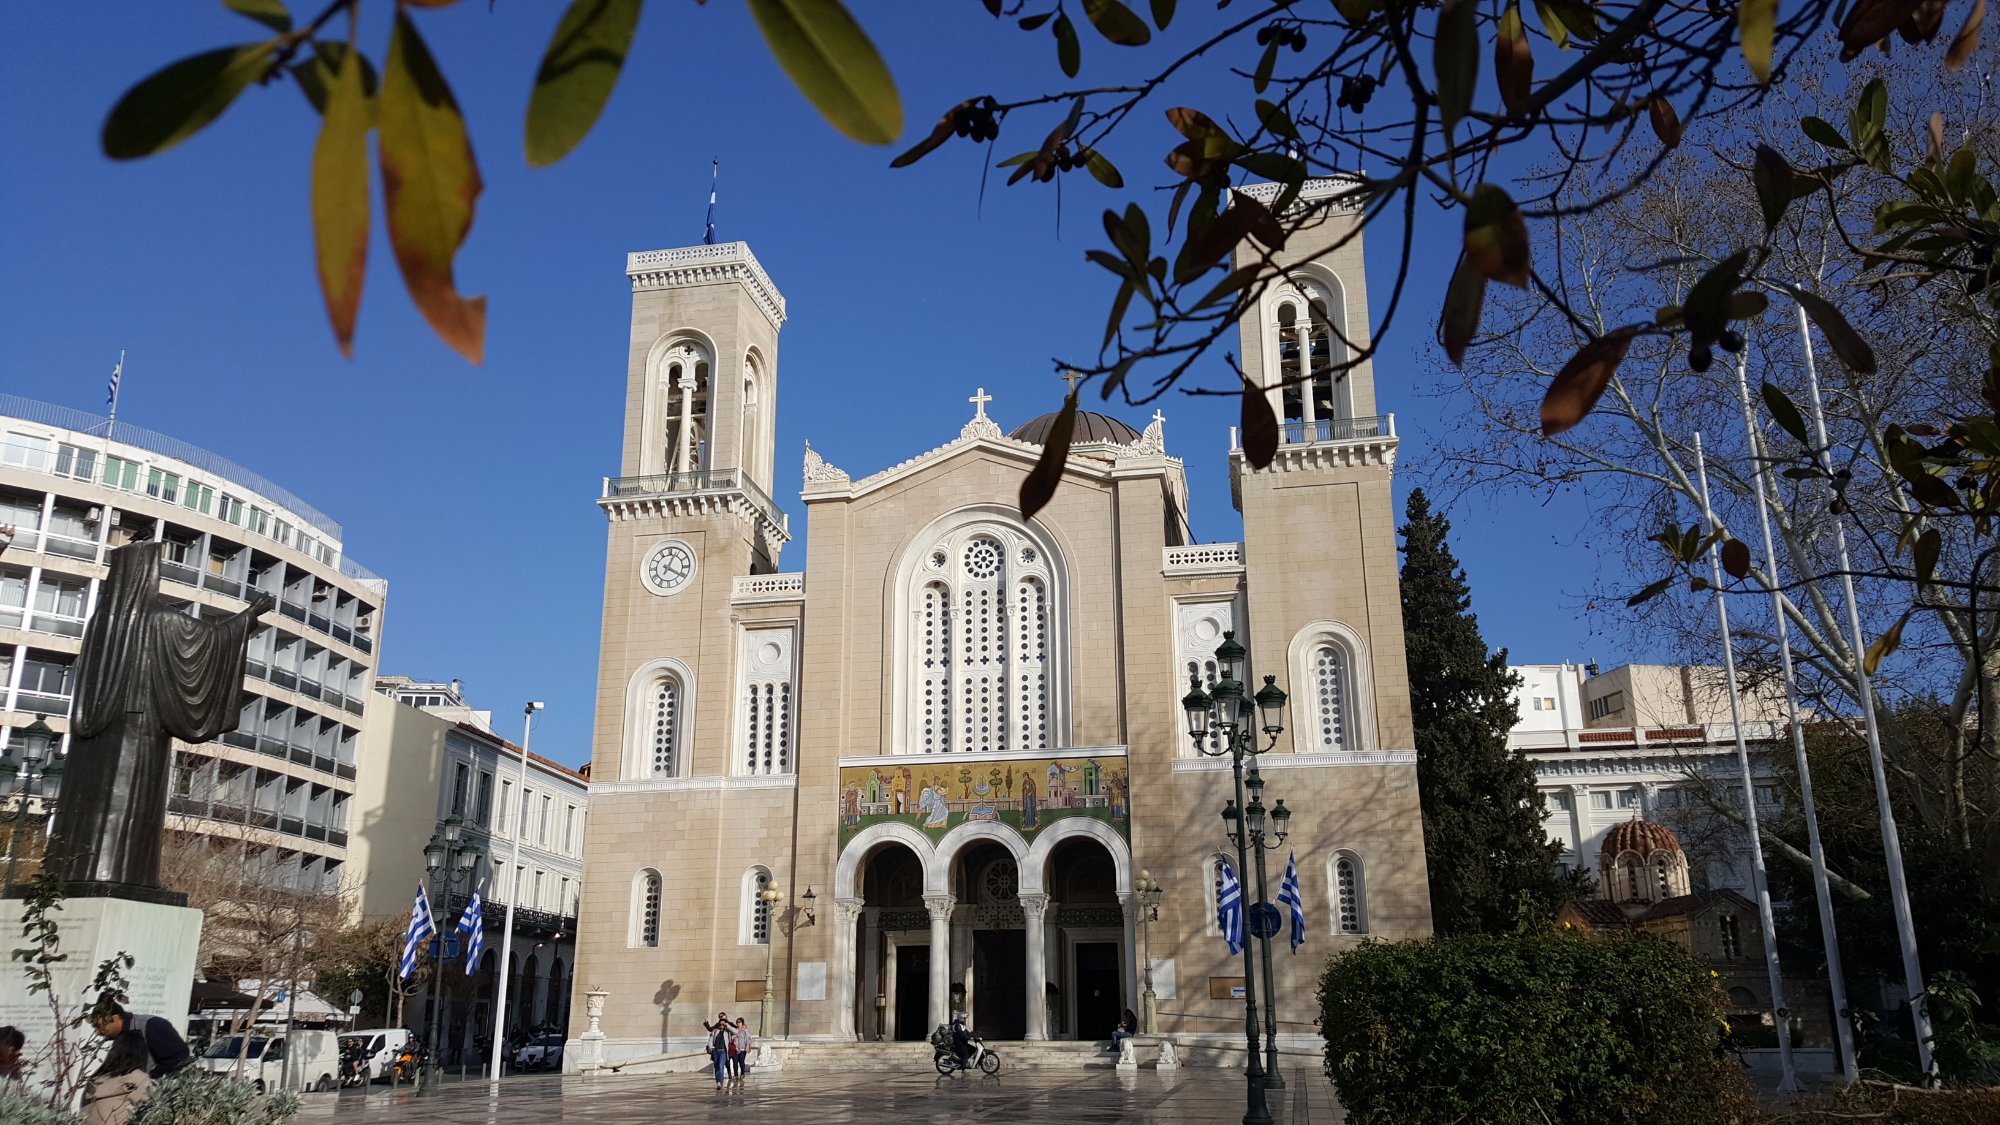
[1168,750,1416,772]
[741,864,775,946]
[832,820,937,900]
[928,820,1030,897]
[621,658,695,781]
[834,745,1127,770]
[1019,815,1131,897]
[627,242,787,328]
[589,774,798,795]
[731,572,805,604]
[1288,620,1378,754]
[1162,542,1245,578]
[630,868,663,948]
[1328,850,1368,934]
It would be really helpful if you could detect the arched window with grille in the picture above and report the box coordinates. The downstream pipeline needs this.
[624,659,695,780]
[744,866,774,945]
[1288,622,1375,754]
[1330,852,1366,934]
[633,870,662,948]
[899,516,1064,754]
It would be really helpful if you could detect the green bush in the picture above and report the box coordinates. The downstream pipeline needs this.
[0,1087,77,1125]
[128,1070,298,1125]
[1318,930,1754,1124]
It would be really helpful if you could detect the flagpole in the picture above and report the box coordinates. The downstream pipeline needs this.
[703,159,719,245]
[489,701,544,1082]
[106,351,123,443]
[1694,432,1801,1093]
[1795,302,1935,1080]
[1731,348,1857,1079]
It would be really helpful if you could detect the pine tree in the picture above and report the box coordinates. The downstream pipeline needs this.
[1399,488,1574,934]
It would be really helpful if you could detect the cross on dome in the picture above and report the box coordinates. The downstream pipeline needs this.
[1060,369,1085,396]
[969,387,992,421]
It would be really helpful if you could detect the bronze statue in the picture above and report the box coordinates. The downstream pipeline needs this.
[43,542,271,902]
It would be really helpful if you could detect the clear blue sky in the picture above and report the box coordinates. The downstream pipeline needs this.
[0,3,1635,767]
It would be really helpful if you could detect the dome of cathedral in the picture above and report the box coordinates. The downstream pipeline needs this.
[1009,410,1144,445]
[1599,818,1684,863]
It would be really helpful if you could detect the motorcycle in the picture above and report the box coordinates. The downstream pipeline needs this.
[929,1026,1001,1076]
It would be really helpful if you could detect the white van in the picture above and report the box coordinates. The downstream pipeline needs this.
[196,1031,340,1093]
[341,1028,413,1083]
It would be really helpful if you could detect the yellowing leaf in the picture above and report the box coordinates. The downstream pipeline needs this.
[1494,3,1533,114]
[222,0,292,33]
[1739,0,1776,83]
[1240,381,1279,468]
[102,42,274,159]
[1082,0,1152,45]
[1541,328,1638,436]
[526,0,643,167]
[748,0,902,145]
[1947,0,1985,70]
[1441,256,1487,365]
[312,47,371,359]
[1463,183,1530,287]
[1863,611,1910,675]
[1020,394,1078,518]
[1434,0,1478,135]
[380,11,486,364]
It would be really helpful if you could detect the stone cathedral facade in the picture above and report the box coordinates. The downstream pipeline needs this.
[567,179,1432,1067]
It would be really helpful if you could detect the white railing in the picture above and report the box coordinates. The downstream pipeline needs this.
[1163,542,1245,573]
[732,573,805,599]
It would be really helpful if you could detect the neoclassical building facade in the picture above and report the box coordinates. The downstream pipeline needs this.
[568,180,1431,1066]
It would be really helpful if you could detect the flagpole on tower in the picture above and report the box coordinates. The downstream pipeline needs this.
[489,701,546,1082]
[704,160,719,246]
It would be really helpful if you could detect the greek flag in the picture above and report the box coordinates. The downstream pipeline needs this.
[1279,850,1305,953]
[398,885,436,981]
[702,160,718,245]
[455,882,485,977]
[1217,857,1244,956]
[106,355,123,409]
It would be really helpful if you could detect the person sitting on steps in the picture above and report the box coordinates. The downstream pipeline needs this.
[1108,1008,1140,1052]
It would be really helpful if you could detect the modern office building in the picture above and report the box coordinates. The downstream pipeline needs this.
[0,394,385,895]
[355,677,587,1057]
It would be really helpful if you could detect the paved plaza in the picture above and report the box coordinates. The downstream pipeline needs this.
[293,1066,1338,1124]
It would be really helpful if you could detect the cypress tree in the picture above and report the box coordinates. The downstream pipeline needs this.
[1399,488,1573,933]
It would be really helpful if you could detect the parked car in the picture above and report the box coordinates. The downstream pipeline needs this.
[196,1031,339,1093]
[512,1034,564,1071]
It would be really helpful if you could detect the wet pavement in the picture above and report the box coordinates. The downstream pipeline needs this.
[293,1064,1337,1123]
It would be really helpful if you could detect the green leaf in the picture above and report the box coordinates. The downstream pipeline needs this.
[1728,291,1769,319]
[1254,39,1280,94]
[1255,98,1299,140]
[1238,152,1305,186]
[1441,256,1487,366]
[1463,183,1529,288]
[1738,0,1775,83]
[1541,328,1638,436]
[1752,144,1793,232]
[101,42,274,159]
[1914,527,1942,582]
[292,42,380,117]
[222,0,291,33]
[1761,382,1812,445]
[1241,379,1279,468]
[311,46,370,359]
[995,150,1039,168]
[525,0,643,167]
[1533,0,1571,48]
[1054,12,1081,77]
[1083,149,1124,188]
[1721,538,1751,579]
[1104,279,1135,348]
[1787,286,1877,375]
[1194,265,1261,310]
[1626,576,1675,607]
[1151,0,1177,29]
[1863,611,1910,675]
[1800,116,1849,150]
[748,0,902,145]
[1082,0,1152,45]
[380,10,486,363]
[1434,0,1478,136]
[1020,393,1079,518]
[1019,11,1054,29]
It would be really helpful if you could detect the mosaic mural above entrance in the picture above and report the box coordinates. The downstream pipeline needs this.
[838,754,1130,848]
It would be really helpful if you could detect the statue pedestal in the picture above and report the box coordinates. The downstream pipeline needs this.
[0,896,202,1066]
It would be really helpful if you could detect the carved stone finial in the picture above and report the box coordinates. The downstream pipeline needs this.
[1124,411,1167,456]
[802,440,850,485]
[960,393,1004,442]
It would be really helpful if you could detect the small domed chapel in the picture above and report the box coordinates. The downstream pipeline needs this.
[569,179,1433,1065]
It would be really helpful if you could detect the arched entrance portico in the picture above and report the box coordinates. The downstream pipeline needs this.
[834,815,1133,1042]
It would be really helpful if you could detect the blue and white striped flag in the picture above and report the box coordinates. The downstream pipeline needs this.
[398,884,436,981]
[1217,857,1244,956]
[106,355,123,410]
[702,160,718,245]
[1278,850,1306,953]
[455,882,485,977]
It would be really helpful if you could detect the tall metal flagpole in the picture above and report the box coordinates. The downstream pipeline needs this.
[1732,350,1858,1079]
[1794,303,1936,1079]
[1693,432,1801,1093]
[488,701,544,1081]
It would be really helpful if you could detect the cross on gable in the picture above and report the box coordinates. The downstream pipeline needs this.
[968,387,992,421]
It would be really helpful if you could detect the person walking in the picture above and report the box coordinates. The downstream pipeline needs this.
[81,1032,152,1125]
[702,1013,732,1089]
[731,1018,752,1080]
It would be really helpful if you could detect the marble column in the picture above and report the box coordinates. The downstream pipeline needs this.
[1120,893,1142,1014]
[831,897,865,1041]
[861,909,883,1041]
[674,367,695,474]
[923,893,955,1032]
[1019,893,1050,1040]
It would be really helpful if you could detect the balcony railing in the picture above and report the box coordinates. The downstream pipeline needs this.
[602,468,786,531]
[1281,414,1393,445]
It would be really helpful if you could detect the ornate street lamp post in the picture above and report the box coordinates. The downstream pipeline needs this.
[420,814,477,1093]
[1135,871,1163,1035]
[759,887,787,1036]
[1241,769,1292,1089]
[1182,631,1287,1125]
[1,716,62,897]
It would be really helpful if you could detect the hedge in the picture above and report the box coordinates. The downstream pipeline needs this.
[1318,930,1754,1124]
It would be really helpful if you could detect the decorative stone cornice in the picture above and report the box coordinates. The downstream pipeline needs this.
[1169,749,1417,772]
[598,490,790,545]
[627,241,787,329]
[591,773,799,795]
[1239,175,1366,215]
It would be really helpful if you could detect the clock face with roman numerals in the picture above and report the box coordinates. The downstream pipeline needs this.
[642,541,696,596]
